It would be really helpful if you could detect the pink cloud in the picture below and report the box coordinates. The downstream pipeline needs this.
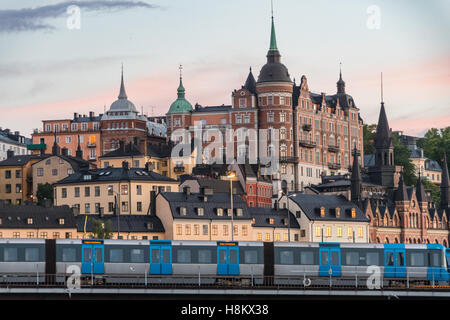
[390,114,450,137]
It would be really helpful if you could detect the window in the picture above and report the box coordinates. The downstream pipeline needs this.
[94,186,100,197]
[300,251,314,265]
[239,98,246,108]
[347,227,353,239]
[131,249,145,263]
[358,227,363,238]
[280,250,294,264]
[110,249,124,263]
[315,226,321,237]
[84,187,90,197]
[136,185,142,195]
[177,249,191,263]
[137,202,142,212]
[62,248,77,262]
[202,225,208,236]
[337,226,342,238]
[410,252,425,267]
[121,201,129,212]
[244,250,258,264]
[121,185,128,195]
[197,208,204,216]
[185,225,191,235]
[176,224,182,235]
[4,248,18,261]
[85,203,90,214]
[217,208,223,216]
[326,226,332,237]
[37,168,44,176]
[198,249,212,263]
[345,251,359,266]
[75,187,80,197]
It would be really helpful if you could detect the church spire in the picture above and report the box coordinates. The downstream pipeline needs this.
[269,16,278,51]
[351,148,362,208]
[177,64,185,99]
[118,64,127,100]
[337,62,346,94]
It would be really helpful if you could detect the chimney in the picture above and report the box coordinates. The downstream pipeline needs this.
[7,150,14,159]
[89,111,94,119]
[14,131,19,136]
[149,191,156,216]
[183,186,191,196]
[74,112,78,119]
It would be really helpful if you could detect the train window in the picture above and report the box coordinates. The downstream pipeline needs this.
[229,250,237,264]
[62,248,77,262]
[25,248,39,262]
[177,249,191,263]
[131,249,145,263]
[345,252,359,266]
[198,249,213,264]
[4,248,18,262]
[162,249,171,263]
[280,250,294,265]
[151,249,159,263]
[331,251,339,266]
[410,252,426,267]
[397,252,405,266]
[300,251,314,265]
[429,252,441,267]
[244,250,258,264]
[366,252,379,266]
[386,252,394,266]
[321,251,329,265]
[109,249,123,263]
[84,248,91,262]
[219,250,227,264]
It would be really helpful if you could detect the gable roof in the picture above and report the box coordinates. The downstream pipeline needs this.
[0,205,76,229]
[289,193,369,222]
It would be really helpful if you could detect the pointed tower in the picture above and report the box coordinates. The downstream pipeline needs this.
[118,64,127,100]
[256,10,295,190]
[351,148,362,208]
[440,153,449,209]
[395,174,410,233]
[166,65,193,138]
[243,67,257,94]
[76,135,83,159]
[368,73,396,189]
[337,63,346,94]
[52,134,60,156]
[416,173,428,212]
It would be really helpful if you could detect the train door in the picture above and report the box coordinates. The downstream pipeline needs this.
[384,244,406,278]
[81,240,104,275]
[319,244,341,277]
[446,249,450,273]
[149,241,172,275]
[427,245,449,282]
[217,242,239,276]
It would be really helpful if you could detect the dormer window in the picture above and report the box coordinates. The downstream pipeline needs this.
[351,208,356,218]
[59,218,65,225]
[27,218,33,225]
[320,207,325,217]
[227,208,233,217]
[269,218,274,225]
[180,207,187,216]
[336,208,341,218]
[217,208,223,216]
[236,208,243,217]
[197,208,204,216]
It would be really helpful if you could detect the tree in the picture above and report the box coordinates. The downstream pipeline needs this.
[363,124,377,155]
[421,178,441,205]
[36,183,53,205]
[90,218,113,239]
[417,127,450,173]
[391,132,416,186]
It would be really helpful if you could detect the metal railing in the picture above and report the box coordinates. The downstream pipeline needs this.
[1,272,449,292]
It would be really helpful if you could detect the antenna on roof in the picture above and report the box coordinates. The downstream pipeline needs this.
[380,72,384,103]
[271,0,274,18]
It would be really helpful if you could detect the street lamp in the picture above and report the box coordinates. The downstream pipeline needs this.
[226,170,236,241]
[107,186,120,239]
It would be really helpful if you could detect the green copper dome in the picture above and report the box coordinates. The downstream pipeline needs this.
[167,78,193,114]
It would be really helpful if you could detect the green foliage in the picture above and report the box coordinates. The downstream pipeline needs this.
[36,183,54,205]
[417,127,450,173]
[90,218,113,239]
[421,178,441,205]
[391,132,416,186]
[363,124,377,155]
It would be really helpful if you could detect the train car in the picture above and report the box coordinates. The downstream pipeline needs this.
[0,239,46,283]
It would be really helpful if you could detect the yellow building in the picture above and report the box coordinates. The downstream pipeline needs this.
[155,187,301,241]
[53,161,179,216]
[0,203,77,239]
[0,153,49,205]
[99,141,198,180]
[32,153,92,197]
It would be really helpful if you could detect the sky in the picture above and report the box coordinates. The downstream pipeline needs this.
[0,0,449,137]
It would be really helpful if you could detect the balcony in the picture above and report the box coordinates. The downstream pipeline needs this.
[27,143,46,150]
[302,124,312,131]
[299,140,316,148]
[87,142,96,148]
[174,166,185,174]
[328,145,340,153]
[279,156,299,164]
[328,162,341,170]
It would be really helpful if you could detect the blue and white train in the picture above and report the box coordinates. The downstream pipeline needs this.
[0,239,449,285]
